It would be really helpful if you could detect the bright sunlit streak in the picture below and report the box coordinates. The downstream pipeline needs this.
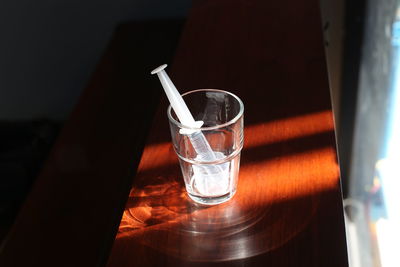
[137,110,334,172]
[244,110,334,148]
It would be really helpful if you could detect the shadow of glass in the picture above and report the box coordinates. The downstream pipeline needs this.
[117,171,321,262]
[113,109,339,262]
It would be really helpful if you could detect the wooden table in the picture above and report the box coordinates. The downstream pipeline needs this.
[0,0,348,266]
[107,0,348,266]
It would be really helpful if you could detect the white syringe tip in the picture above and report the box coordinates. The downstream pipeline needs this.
[151,64,168,75]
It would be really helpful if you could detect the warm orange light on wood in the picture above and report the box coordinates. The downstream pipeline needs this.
[106,0,348,264]
[137,110,335,172]
[244,110,334,147]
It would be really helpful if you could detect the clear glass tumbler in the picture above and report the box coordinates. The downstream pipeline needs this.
[168,89,244,205]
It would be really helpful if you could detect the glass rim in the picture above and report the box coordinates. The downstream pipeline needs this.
[167,88,244,131]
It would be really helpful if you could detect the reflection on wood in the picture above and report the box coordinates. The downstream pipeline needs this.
[108,0,348,265]
[111,145,338,262]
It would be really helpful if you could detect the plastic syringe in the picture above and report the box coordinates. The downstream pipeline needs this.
[151,64,218,162]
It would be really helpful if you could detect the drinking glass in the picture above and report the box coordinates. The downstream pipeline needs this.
[168,89,244,205]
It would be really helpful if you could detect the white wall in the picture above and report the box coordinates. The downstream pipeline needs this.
[0,0,191,120]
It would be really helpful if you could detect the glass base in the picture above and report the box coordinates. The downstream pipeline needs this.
[187,190,236,205]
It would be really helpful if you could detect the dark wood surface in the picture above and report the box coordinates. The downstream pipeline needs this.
[0,20,184,266]
[0,0,348,265]
[107,0,348,266]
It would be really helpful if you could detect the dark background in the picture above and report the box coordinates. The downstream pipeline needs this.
[0,0,191,120]
[0,0,192,242]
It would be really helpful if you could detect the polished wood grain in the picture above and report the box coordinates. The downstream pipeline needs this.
[107,0,348,266]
